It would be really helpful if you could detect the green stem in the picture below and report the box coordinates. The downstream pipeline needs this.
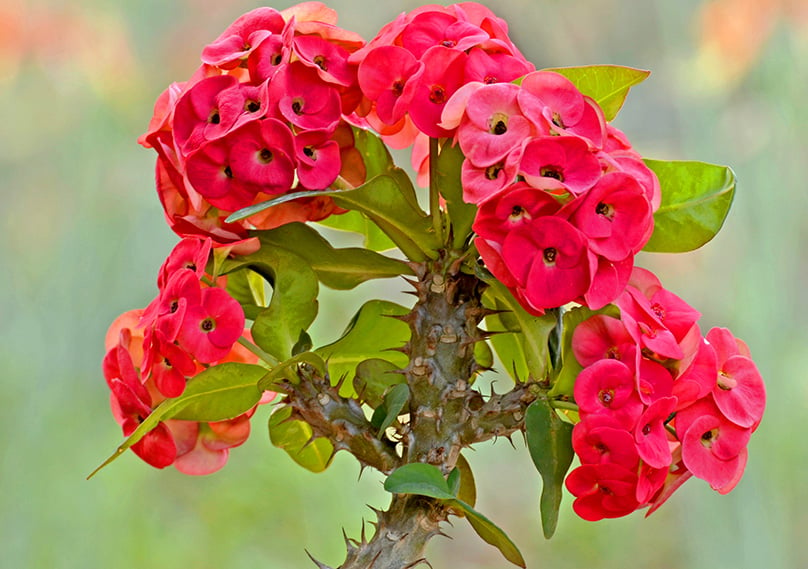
[237,336,279,368]
[429,137,444,245]
[549,399,579,413]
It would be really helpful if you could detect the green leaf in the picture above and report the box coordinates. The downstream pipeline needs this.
[268,406,335,473]
[169,363,267,421]
[254,222,413,290]
[479,272,557,381]
[384,463,454,500]
[257,352,327,391]
[352,125,399,180]
[330,174,439,262]
[542,65,651,121]
[450,500,526,568]
[642,159,736,253]
[316,300,411,396]
[435,142,476,249]
[549,304,620,398]
[371,383,410,438]
[88,363,267,478]
[447,467,461,496]
[454,453,477,508]
[384,463,525,568]
[224,246,319,361]
[353,358,405,408]
[317,209,397,251]
[473,338,494,374]
[225,268,267,320]
[525,399,575,539]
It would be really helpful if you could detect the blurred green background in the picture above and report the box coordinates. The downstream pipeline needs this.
[2,0,806,567]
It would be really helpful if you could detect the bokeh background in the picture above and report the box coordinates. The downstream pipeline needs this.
[2,0,806,567]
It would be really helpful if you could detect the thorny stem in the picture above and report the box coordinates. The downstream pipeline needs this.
[288,251,545,569]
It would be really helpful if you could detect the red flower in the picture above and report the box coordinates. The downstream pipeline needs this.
[178,287,245,364]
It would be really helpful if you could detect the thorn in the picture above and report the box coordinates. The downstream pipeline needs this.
[305,550,333,569]
[504,433,517,450]
[400,276,420,289]
[361,518,368,544]
[300,434,319,451]
[367,550,383,569]
[383,344,411,355]
[333,372,348,392]
[383,312,417,323]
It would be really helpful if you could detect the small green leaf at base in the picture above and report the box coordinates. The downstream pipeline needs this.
[525,399,575,539]
[383,463,454,499]
[642,159,736,253]
[268,406,335,473]
[384,463,525,568]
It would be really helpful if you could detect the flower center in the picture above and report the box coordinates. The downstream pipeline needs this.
[392,80,405,97]
[485,163,503,180]
[313,55,328,71]
[551,111,565,129]
[208,109,221,124]
[245,99,261,113]
[489,113,508,135]
[429,85,446,104]
[259,149,274,164]
[596,202,615,220]
[303,146,316,159]
[540,166,564,181]
[543,247,558,265]
[700,428,718,448]
[291,99,304,115]
[598,389,614,406]
[223,165,233,178]
[200,318,215,332]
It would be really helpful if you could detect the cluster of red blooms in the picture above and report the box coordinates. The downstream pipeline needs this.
[102,238,273,474]
[442,71,659,314]
[138,4,371,243]
[564,268,765,520]
[350,2,534,183]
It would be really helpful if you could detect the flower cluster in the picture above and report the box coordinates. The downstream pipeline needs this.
[444,70,659,314]
[352,3,533,182]
[564,268,765,520]
[139,3,369,243]
[102,238,273,474]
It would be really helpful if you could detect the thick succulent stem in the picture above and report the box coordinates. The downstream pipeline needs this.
[293,252,544,568]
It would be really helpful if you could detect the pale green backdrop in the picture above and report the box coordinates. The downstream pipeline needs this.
[2,0,805,567]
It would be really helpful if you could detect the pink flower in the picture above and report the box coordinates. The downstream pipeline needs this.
[500,216,591,311]
[566,172,653,260]
[572,415,639,470]
[675,399,751,492]
[408,46,467,138]
[400,10,488,58]
[200,7,285,69]
[271,61,343,131]
[518,71,606,147]
[706,327,766,429]
[357,45,423,125]
[178,287,245,364]
[566,463,640,521]
[157,237,212,288]
[634,396,677,469]
[572,314,634,367]
[519,135,601,196]
[574,359,643,428]
[472,182,561,242]
[456,82,531,167]
[293,129,341,189]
